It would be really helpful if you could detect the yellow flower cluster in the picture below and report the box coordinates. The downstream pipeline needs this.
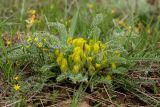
[26,36,44,48]
[13,76,20,91]
[25,9,37,28]
[55,37,107,74]
[116,19,143,34]
[55,50,68,72]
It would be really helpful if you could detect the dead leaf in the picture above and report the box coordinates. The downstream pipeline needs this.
[78,101,91,107]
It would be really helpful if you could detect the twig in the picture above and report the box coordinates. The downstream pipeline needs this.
[103,85,114,105]
[40,99,44,107]
[5,100,21,107]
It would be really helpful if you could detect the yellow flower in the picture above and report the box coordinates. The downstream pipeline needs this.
[27,36,32,42]
[34,37,39,42]
[56,53,63,65]
[72,53,81,64]
[37,42,43,48]
[76,38,85,48]
[67,37,73,44]
[84,44,91,52]
[6,40,11,46]
[28,9,36,15]
[62,58,67,65]
[14,76,19,81]
[93,43,100,53]
[72,38,86,48]
[87,57,92,64]
[73,47,81,54]
[72,65,80,73]
[14,84,20,91]
[26,10,36,28]
[87,3,94,9]
[25,17,36,25]
[72,38,78,45]
[114,50,120,57]
[95,63,101,69]
[111,63,116,70]
[31,14,36,20]
[60,58,68,72]
[106,74,112,81]
[54,49,60,56]
[72,47,81,63]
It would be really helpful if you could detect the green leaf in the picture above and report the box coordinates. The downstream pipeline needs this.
[113,67,128,74]
[89,13,104,40]
[89,26,101,41]
[91,76,111,87]
[56,73,67,82]
[40,63,56,72]
[91,13,104,27]
[51,22,67,43]
[110,56,127,64]
[69,10,79,37]
[69,73,88,84]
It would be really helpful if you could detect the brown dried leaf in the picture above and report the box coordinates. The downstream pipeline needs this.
[78,101,91,107]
